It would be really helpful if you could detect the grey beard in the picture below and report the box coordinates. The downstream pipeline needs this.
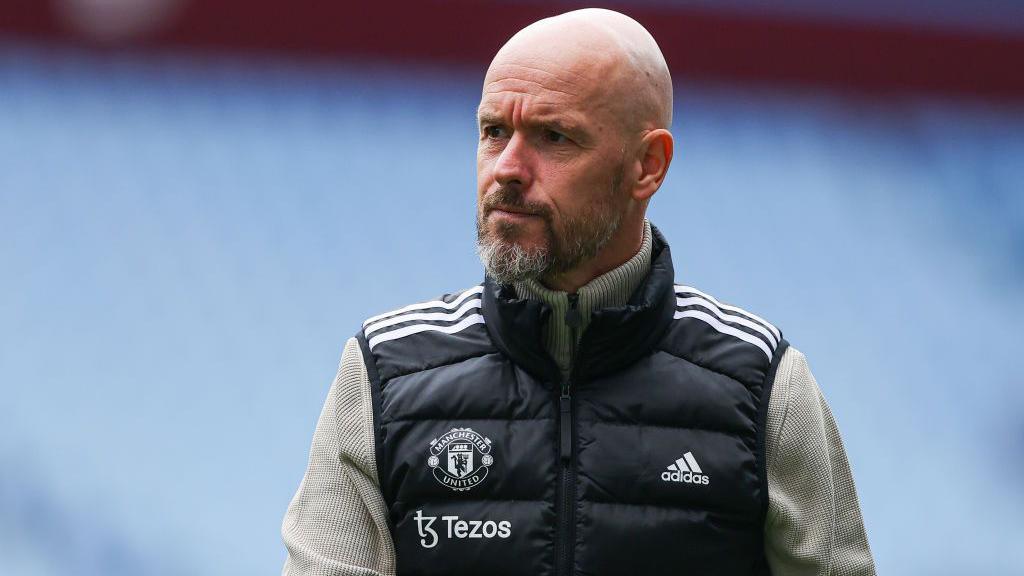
[476,233,553,285]
[476,161,626,285]
[475,209,622,285]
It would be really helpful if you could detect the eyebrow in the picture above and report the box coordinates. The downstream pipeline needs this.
[476,110,503,127]
[476,109,590,141]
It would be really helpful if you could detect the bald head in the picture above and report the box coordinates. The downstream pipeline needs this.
[476,9,675,292]
[485,8,673,132]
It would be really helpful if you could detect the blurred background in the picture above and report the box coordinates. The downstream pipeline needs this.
[2,1,1023,574]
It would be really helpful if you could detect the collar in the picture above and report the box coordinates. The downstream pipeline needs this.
[482,223,677,384]
[512,220,654,378]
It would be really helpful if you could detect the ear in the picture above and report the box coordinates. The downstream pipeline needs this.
[631,129,674,202]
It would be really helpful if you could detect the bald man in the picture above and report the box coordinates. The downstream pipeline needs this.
[282,9,874,576]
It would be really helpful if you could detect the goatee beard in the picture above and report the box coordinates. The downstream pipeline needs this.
[476,179,624,286]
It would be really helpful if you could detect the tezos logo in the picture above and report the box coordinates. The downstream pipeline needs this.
[414,510,511,549]
[427,427,494,491]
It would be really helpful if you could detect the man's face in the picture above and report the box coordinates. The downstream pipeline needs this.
[475,51,632,285]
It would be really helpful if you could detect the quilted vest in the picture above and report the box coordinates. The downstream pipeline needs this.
[356,227,789,576]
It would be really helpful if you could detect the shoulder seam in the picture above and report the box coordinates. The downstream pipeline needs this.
[378,349,500,389]
[653,347,760,389]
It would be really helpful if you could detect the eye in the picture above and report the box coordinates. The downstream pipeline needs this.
[543,129,569,144]
[483,125,508,139]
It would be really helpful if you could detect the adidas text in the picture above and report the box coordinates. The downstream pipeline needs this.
[661,451,711,485]
[661,470,710,485]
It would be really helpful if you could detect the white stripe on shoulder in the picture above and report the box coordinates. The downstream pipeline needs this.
[363,285,484,327]
[364,298,482,336]
[673,310,773,360]
[675,296,778,348]
[674,285,780,342]
[367,314,486,350]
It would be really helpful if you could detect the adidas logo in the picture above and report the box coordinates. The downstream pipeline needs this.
[661,452,710,485]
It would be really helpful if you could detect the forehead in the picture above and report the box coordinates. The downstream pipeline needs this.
[477,57,615,125]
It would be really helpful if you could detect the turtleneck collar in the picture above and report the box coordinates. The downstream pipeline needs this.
[513,220,653,378]
[482,221,676,385]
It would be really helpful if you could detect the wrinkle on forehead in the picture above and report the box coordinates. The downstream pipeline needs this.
[485,70,584,99]
[483,8,673,132]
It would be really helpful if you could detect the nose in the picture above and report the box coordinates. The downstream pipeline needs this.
[491,132,532,189]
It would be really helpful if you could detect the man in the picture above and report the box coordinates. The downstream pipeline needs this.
[282,8,874,576]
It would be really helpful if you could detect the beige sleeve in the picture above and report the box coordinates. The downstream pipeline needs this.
[281,337,397,576]
[764,346,876,575]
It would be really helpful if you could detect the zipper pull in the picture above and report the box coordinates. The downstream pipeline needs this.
[560,385,572,461]
[564,293,581,329]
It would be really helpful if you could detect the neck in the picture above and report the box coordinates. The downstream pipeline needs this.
[541,216,646,293]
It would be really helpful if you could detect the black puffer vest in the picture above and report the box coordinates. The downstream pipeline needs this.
[356,227,789,576]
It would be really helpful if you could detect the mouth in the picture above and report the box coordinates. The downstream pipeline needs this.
[490,206,540,218]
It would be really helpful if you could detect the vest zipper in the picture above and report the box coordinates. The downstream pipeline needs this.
[558,293,582,576]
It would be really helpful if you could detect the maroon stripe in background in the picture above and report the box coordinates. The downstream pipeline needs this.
[4,0,1024,100]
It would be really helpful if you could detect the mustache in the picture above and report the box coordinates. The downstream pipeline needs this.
[481,186,552,219]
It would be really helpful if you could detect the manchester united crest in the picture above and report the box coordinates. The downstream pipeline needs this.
[427,427,494,491]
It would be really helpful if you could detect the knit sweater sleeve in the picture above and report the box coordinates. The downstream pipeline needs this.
[281,337,396,576]
[764,346,876,575]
